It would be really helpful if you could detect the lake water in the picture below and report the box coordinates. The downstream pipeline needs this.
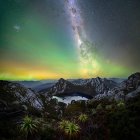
[52,95,88,104]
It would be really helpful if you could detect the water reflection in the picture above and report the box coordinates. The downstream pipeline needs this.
[52,95,88,104]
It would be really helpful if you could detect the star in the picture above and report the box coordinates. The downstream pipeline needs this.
[13,25,21,32]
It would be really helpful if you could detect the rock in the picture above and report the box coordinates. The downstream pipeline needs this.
[94,72,140,101]
[126,86,140,100]
[0,80,42,109]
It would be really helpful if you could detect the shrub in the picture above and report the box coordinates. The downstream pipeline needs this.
[78,114,88,123]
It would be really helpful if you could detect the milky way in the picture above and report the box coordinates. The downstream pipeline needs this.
[65,0,99,76]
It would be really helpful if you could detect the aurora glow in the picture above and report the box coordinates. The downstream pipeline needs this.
[0,0,140,80]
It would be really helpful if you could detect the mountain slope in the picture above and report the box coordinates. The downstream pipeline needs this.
[0,80,42,109]
[95,72,140,100]
[40,77,118,97]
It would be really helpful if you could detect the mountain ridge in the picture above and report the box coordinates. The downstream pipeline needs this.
[39,76,118,97]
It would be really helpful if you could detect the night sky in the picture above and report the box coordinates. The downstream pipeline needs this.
[0,0,140,80]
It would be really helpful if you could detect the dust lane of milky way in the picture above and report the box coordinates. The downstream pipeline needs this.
[65,0,100,77]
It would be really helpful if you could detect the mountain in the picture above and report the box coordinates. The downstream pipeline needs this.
[33,82,55,92]
[95,72,140,100]
[1,72,140,110]
[17,80,57,89]
[108,78,125,84]
[38,72,140,102]
[0,80,42,109]
[40,77,118,97]
[68,79,88,85]
[17,80,43,88]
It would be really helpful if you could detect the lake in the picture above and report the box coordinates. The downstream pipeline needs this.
[52,93,92,104]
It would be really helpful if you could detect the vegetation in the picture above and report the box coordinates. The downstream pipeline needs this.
[20,116,39,140]
[1,94,140,140]
[59,120,80,139]
[59,120,70,130]
[78,114,88,123]
[64,122,80,138]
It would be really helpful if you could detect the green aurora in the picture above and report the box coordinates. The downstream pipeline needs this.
[0,0,139,80]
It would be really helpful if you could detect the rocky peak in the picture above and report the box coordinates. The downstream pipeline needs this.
[121,72,140,92]
[58,78,65,83]
[95,72,140,101]
[128,72,140,80]
[56,78,70,87]
[48,78,72,95]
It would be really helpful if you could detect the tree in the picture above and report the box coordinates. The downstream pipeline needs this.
[20,116,38,140]
[59,120,70,130]
[65,122,80,139]
[59,120,80,139]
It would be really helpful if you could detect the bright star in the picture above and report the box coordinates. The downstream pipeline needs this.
[13,25,21,32]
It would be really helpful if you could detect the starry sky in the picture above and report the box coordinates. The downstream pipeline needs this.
[0,0,140,80]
